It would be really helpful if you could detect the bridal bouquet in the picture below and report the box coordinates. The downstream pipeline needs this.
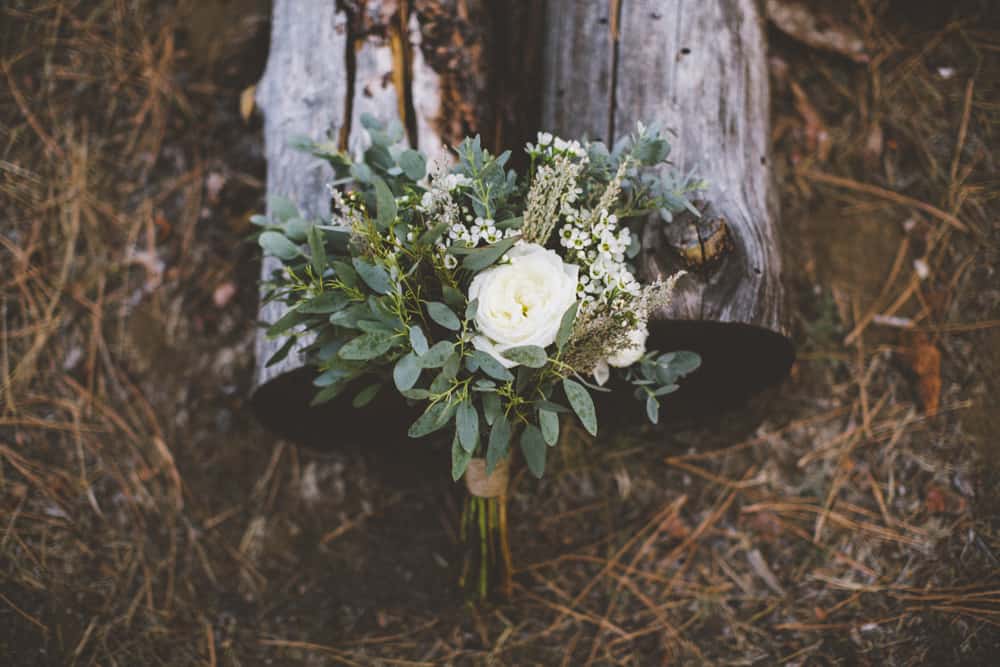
[257,116,704,596]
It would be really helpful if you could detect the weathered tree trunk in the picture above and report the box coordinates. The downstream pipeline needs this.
[252,0,544,442]
[545,0,793,409]
[253,0,792,440]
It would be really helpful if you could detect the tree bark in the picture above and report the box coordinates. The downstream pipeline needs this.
[252,0,544,441]
[545,0,793,409]
[253,0,793,439]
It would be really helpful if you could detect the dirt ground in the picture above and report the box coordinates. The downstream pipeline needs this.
[2,1,999,665]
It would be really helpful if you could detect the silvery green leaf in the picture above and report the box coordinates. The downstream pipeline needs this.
[258,232,300,260]
[520,425,546,478]
[409,325,429,355]
[563,378,597,436]
[393,353,421,391]
[653,384,678,396]
[426,301,461,331]
[465,298,479,321]
[266,308,307,337]
[352,383,381,408]
[360,112,383,131]
[356,319,394,335]
[469,351,514,381]
[310,381,347,406]
[264,337,296,369]
[313,366,350,387]
[535,400,571,413]
[307,225,327,275]
[486,414,510,474]
[352,258,392,295]
[556,301,579,350]
[482,391,501,425]
[373,176,397,228]
[646,394,660,424]
[299,292,348,314]
[338,332,395,360]
[662,350,701,376]
[495,216,523,230]
[331,260,360,289]
[408,401,449,438]
[462,236,517,271]
[351,162,373,184]
[420,222,448,245]
[284,218,311,242]
[456,400,479,453]
[328,302,371,329]
[442,285,466,310]
[268,195,298,222]
[539,409,559,446]
[400,388,430,400]
[419,341,454,368]
[399,149,427,180]
[501,345,548,368]
[452,430,472,481]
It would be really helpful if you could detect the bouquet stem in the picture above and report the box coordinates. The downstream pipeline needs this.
[460,459,512,599]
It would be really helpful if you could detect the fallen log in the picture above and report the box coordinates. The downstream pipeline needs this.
[545,0,793,412]
[252,0,793,443]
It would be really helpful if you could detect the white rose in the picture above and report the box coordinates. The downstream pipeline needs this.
[606,321,648,368]
[468,243,579,368]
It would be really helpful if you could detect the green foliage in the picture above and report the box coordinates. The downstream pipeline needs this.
[259,117,707,482]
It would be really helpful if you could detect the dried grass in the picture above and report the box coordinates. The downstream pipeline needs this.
[1,1,998,665]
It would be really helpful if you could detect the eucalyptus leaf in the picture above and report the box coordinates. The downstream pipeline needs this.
[393,353,421,391]
[441,285,466,310]
[264,336,296,368]
[539,409,559,446]
[486,414,511,474]
[268,195,298,222]
[469,351,514,381]
[419,341,455,368]
[456,400,479,453]
[556,301,580,350]
[258,231,300,260]
[646,394,660,423]
[461,236,517,271]
[331,260,360,290]
[352,258,392,295]
[307,225,327,275]
[520,425,546,478]
[408,401,450,438]
[373,177,397,228]
[339,332,395,360]
[352,383,381,408]
[482,391,501,426]
[452,430,472,481]
[563,378,597,436]
[501,345,548,368]
[299,292,347,314]
[310,381,346,406]
[408,325,429,355]
[426,301,461,331]
[399,149,427,180]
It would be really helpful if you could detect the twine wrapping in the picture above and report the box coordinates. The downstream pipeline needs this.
[464,458,509,498]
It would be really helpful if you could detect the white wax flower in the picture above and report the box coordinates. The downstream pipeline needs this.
[606,321,648,368]
[468,243,579,368]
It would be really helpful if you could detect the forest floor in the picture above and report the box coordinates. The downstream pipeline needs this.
[2,1,999,665]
